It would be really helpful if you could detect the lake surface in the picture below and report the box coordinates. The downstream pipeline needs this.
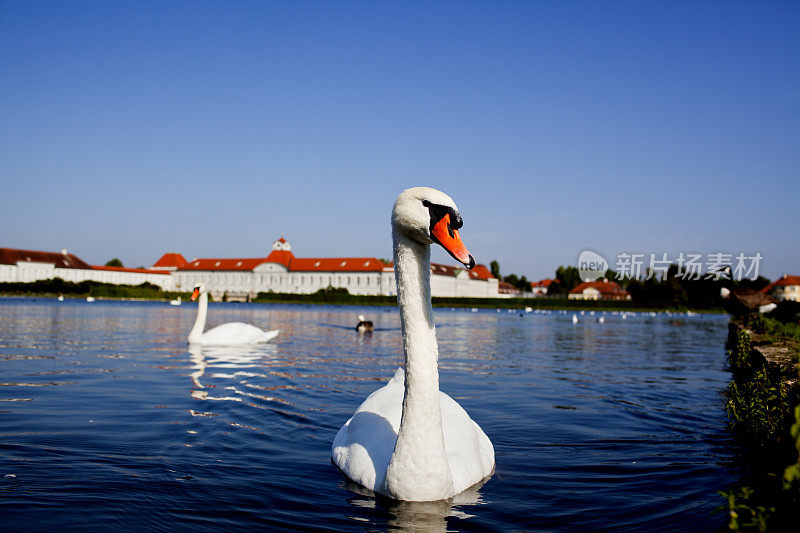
[0,298,738,531]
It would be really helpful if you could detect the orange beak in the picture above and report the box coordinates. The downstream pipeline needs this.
[190,288,200,301]
[431,214,475,269]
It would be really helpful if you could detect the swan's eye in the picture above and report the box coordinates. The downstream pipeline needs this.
[422,200,462,233]
[449,211,463,230]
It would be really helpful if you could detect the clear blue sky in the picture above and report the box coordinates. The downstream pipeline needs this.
[1,1,798,280]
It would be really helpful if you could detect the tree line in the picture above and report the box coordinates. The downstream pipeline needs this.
[492,260,771,308]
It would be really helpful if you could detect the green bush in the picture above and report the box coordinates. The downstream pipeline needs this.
[729,329,754,373]
[726,366,793,444]
[723,321,800,531]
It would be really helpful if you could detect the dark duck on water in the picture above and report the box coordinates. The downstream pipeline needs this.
[356,315,373,333]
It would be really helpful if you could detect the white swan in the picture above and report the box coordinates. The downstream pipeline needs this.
[332,187,494,502]
[188,283,279,345]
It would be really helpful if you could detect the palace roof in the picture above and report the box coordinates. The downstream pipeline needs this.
[179,257,274,271]
[290,257,389,272]
[170,237,494,279]
[0,247,92,270]
[152,253,188,269]
[92,265,170,275]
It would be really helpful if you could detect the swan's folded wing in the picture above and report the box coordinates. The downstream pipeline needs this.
[332,368,405,492]
[439,391,495,494]
[199,322,277,345]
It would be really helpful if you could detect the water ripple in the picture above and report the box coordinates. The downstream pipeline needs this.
[0,299,737,531]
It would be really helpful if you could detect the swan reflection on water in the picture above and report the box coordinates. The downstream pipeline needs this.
[342,476,489,532]
[188,343,278,399]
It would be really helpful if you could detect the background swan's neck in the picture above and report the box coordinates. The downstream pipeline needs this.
[383,228,453,500]
[188,292,207,342]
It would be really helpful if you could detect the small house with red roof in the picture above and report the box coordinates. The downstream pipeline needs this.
[530,278,554,296]
[762,274,800,302]
[568,279,630,301]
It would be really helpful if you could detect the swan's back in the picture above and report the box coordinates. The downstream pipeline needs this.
[332,368,494,498]
[196,322,279,346]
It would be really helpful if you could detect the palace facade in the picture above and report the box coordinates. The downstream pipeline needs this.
[0,247,174,290]
[167,237,500,300]
[1,237,501,299]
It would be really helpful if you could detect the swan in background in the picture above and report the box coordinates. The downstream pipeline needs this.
[188,283,279,345]
[572,314,578,324]
[57,294,64,302]
[86,296,95,302]
[332,187,494,502]
[170,296,182,306]
[356,314,374,333]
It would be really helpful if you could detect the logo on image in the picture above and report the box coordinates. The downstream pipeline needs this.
[577,250,609,282]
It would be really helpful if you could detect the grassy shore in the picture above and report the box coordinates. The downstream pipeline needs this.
[0,279,188,301]
[723,317,800,531]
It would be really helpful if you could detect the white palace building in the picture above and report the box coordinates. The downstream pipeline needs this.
[0,247,174,289]
[1,237,501,299]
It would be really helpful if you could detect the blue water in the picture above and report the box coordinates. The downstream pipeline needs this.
[0,298,738,531]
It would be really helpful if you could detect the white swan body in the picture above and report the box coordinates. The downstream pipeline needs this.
[188,284,278,346]
[332,187,494,501]
[332,367,493,498]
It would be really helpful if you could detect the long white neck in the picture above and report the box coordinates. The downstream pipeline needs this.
[383,227,454,501]
[188,292,208,343]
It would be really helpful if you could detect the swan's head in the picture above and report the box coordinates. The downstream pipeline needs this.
[392,187,475,269]
[190,283,207,301]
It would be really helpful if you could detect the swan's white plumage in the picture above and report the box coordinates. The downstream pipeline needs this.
[188,284,278,345]
[193,322,279,346]
[332,187,494,501]
[332,367,494,497]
